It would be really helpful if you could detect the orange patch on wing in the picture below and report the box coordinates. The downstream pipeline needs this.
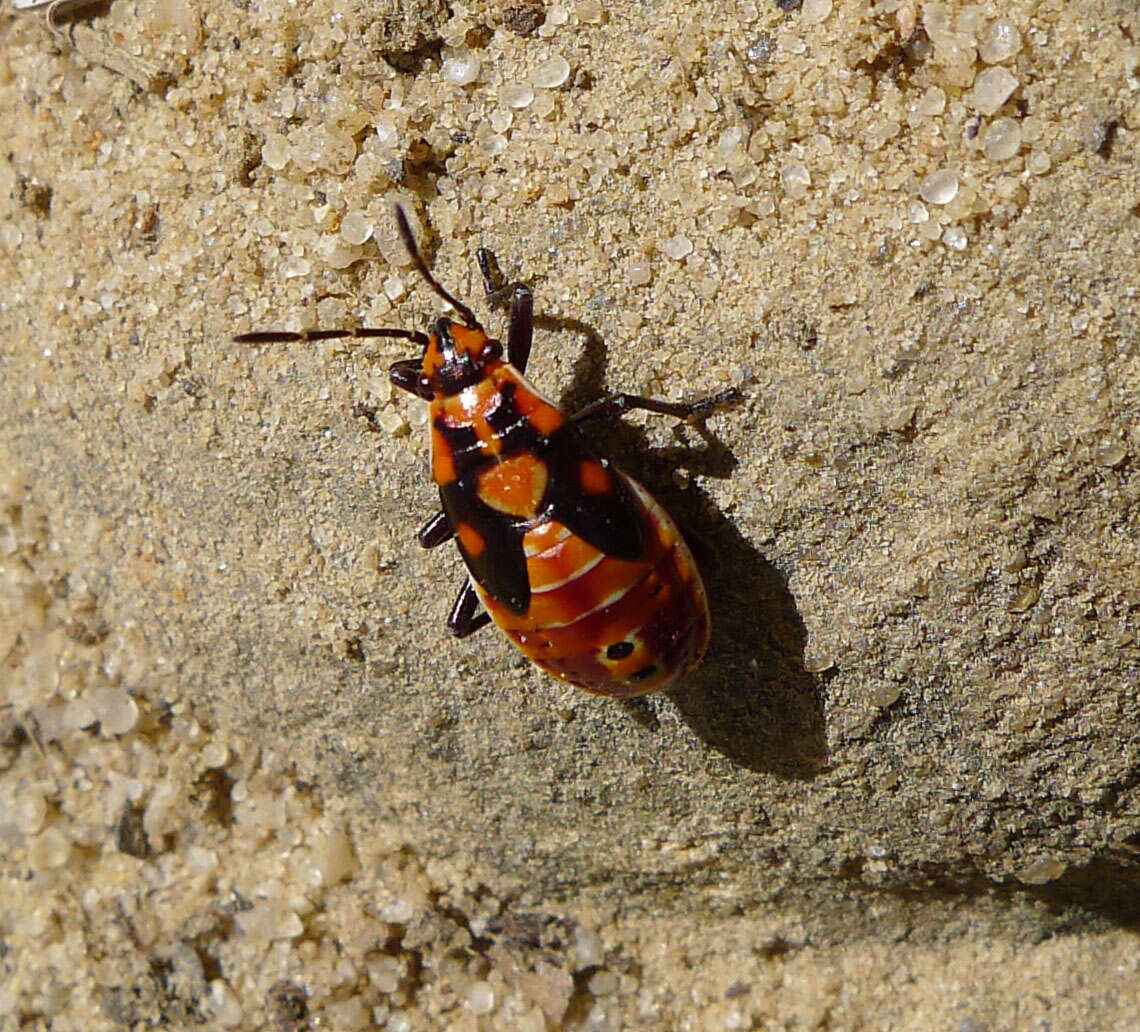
[477,453,549,517]
[473,416,504,456]
[578,459,611,495]
[509,382,565,437]
[455,521,486,559]
[431,424,458,484]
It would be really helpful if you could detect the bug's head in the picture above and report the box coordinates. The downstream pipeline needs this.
[420,318,504,396]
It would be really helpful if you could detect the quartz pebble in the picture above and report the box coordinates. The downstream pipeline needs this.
[90,685,139,735]
[443,53,480,86]
[465,981,495,1015]
[261,132,290,170]
[919,169,959,205]
[983,118,1021,161]
[531,55,571,89]
[780,161,811,198]
[801,0,832,24]
[573,925,606,968]
[340,211,373,246]
[942,226,968,251]
[978,19,1021,63]
[969,66,1018,115]
[660,235,693,260]
[501,83,535,108]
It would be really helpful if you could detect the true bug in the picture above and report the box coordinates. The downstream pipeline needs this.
[236,210,736,698]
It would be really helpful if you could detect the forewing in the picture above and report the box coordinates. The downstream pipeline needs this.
[439,481,531,614]
[540,427,644,561]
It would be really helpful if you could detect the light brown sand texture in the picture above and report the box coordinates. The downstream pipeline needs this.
[2,0,1139,1028]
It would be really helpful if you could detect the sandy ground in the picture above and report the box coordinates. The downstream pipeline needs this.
[2,0,1139,1028]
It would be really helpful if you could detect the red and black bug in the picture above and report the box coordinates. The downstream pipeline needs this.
[236,209,736,698]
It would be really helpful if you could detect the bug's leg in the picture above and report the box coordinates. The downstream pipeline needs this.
[389,358,433,399]
[447,578,492,638]
[502,286,534,373]
[418,510,453,548]
[476,247,534,373]
[570,388,742,425]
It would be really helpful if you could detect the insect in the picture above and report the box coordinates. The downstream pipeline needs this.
[236,209,736,697]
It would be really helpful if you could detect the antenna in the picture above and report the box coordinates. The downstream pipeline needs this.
[394,206,481,329]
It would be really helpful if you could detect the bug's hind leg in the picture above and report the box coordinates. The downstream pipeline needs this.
[448,578,492,638]
[570,388,741,425]
[418,510,453,548]
[476,247,534,373]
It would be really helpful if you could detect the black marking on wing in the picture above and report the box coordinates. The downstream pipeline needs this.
[433,416,483,479]
[484,381,544,453]
[540,427,644,560]
[439,481,530,614]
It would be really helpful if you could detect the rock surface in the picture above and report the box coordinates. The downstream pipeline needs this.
[2,0,1138,1027]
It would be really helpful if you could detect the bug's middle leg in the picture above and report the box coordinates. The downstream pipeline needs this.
[570,388,741,425]
[476,247,534,373]
[418,510,453,548]
[447,578,492,638]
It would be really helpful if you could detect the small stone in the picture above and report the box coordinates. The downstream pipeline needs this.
[746,32,772,64]
[379,896,414,922]
[207,980,243,1028]
[315,235,360,270]
[90,685,139,736]
[1096,440,1128,467]
[978,19,1021,63]
[801,0,832,24]
[628,262,651,286]
[939,223,966,249]
[311,826,355,885]
[1016,857,1067,885]
[918,169,959,205]
[200,740,229,767]
[530,55,571,89]
[572,925,605,968]
[261,132,291,170]
[14,792,47,834]
[500,83,535,108]
[983,117,1021,161]
[378,410,408,437]
[660,235,693,260]
[374,116,400,151]
[465,981,495,1015]
[969,66,1018,115]
[371,957,402,994]
[1009,584,1040,612]
[915,86,946,116]
[443,53,481,86]
[780,161,811,198]
[941,226,968,251]
[588,970,619,996]
[281,256,312,279]
[340,211,374,246]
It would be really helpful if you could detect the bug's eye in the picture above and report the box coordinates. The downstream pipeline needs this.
[484,339,503,360]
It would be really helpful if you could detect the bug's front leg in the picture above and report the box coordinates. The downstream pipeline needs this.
[476,247,534,373]
[447,578,492,638]
[390,359,433,399]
